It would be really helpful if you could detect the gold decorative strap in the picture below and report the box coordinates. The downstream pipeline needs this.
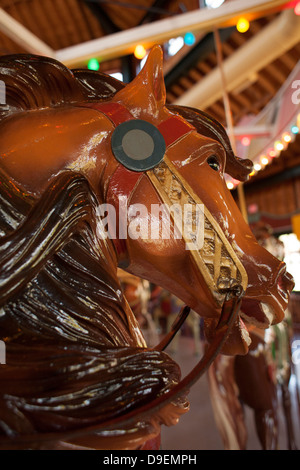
[147,156,248,305]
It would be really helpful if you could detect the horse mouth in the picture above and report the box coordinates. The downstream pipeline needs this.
[204,302,277,356]
[148,156,295,355]
[204,267,294,356]
[229,300,279,355]
[240,299,277,330]
[241,267,294,328]
[203,311,251,356]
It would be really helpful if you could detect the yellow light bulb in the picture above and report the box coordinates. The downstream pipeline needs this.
[275,140,284,151]
[254,163,261,172]
[227,181,234,190]
[237,17,250,33]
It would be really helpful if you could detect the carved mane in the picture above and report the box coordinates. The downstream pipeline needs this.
[0,159,186,449]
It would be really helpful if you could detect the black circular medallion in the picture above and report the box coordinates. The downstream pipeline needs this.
[111,119,166,171]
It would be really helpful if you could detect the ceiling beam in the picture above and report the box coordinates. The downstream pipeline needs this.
[0,7,55,57]
[56,0,291,67]
[174,8,300,109]
[164,26,234,88]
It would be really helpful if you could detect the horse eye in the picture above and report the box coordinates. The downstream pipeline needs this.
[207,155,221,171]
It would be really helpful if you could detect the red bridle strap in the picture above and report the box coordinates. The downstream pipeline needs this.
[82,102,133,126]
[158,116,195,148]
[81,101,195,140]
[106,165,143,257]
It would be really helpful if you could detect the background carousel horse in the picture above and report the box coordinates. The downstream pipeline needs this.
[207,224,298,450]
[0,46,294,450]
[117,269,159,347]
[118,274,201,355]
[151,288,201,356]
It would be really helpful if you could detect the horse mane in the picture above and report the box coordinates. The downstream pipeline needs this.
[0,168,137,347]
[0,55,186,440]
[0,54,123,121]
[0,54,252,181]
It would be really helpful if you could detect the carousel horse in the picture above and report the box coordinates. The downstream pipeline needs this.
[117,269,159,347]
[0,46,294,450]
[208,227,298,450]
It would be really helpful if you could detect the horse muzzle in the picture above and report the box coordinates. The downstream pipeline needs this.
[241,262,294,330]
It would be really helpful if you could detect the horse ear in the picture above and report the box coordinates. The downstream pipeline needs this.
[113,45,166,117]
[141,45,166,108]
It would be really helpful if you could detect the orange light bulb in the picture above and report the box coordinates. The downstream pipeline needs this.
[134,45,147,60]
[282,132,291,143]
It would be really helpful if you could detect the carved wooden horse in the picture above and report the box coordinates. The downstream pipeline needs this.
[0,47,294,450]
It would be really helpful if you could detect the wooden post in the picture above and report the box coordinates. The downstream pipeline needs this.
[213,28,248,223]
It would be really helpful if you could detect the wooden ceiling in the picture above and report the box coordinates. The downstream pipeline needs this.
[165,17,300,126]
[0,0,200,54]
[0,0,299,184]
[244,133,300,184]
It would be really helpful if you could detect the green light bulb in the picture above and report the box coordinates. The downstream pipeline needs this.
[87,58,100,71]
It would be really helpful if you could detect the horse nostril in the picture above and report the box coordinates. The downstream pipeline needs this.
[284,271,295,292]
[277,270,295,296]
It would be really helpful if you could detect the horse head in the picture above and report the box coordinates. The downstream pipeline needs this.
[0,46,294,449]
[87,46,293,355]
